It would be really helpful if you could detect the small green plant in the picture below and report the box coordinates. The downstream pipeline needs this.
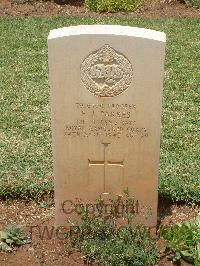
[184,0,200,8]
[160,217,200,265]
[66,191,157,265]
[85,0,142,12]
[0,225,31,252]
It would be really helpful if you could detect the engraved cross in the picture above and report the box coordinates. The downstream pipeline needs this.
[88,143,124,192]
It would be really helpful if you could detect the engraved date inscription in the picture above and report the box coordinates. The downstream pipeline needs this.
[64,103,148,139]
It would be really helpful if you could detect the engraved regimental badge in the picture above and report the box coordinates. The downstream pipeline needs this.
[81,44,133,98]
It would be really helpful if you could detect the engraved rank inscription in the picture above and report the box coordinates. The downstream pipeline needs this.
[81,44,133,98]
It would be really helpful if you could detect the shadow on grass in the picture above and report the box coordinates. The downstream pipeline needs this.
[157,196,174,226]
[157,196,200,228]
[54,0,84,6]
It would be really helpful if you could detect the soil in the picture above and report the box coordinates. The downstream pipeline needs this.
[0,199,199,266]
[0,0,199,18]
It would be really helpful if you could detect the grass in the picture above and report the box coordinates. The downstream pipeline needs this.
[185,0,200,9]
[0,17,199,202]
[160,217,200,265]
[85,0,142,12]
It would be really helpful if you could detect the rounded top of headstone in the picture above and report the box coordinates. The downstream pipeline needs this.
[48,25,166,43]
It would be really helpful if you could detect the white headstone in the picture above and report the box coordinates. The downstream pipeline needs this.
[48,25,166,227]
